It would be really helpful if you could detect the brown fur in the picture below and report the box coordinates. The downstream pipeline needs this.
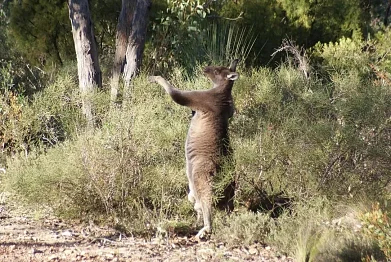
[149,60,239,239]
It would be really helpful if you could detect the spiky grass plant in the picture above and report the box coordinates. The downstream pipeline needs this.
[203,20,257,66]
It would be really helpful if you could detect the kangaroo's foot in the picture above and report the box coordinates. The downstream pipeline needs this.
[195,226,211,241]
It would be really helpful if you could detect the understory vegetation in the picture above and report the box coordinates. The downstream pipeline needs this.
[1,1,391,261]
[1,30,391,261]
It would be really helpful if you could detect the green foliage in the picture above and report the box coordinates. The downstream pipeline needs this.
[8,0,73,66]
[361,203,391,259]
[227,36,391,202]
[0,58,49,96]
[371,28,391,79]
[147,0,211,73]
[89,0,121,60]
[1,7,48,96]
[4,0,387,74]
[218,0,288,65]
[313,37,370,75]
[0,86,26,158]
[0,65,84,156]
[268,198,331,259]
[217,0,385,66]
[147,0,258,73]
[7,0,120,67]
[0,7,11,62]
[0,61,14,93]
[312,27,391,82]
[279,0,363,44]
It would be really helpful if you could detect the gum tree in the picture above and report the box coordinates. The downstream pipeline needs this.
[68,0,102,129]
[110,0,151,105]
[67,0,151,127]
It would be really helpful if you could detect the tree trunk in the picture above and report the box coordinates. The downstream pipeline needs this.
[68,0,102,129]
[385,0,391,26]
[110,0,136,104]
[122,0,151,102]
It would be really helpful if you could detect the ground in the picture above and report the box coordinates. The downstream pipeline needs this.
[0,192,293,262]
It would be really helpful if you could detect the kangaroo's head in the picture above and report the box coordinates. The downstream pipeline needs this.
[203,59,239,87]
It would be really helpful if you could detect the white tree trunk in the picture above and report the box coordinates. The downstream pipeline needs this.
[68,0,101,128]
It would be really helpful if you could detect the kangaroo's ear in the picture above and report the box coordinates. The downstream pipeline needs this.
[226,72,239,81]
[229,59,239,71]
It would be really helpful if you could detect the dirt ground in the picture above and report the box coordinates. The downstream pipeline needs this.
[0,192,293,262]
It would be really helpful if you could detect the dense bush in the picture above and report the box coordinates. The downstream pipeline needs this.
[0,65,84,160]
[361,203,391,260]
[232,65,391,202]
[3,74,191,234]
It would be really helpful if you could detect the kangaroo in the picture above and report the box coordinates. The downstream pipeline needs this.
[149,60,239,239]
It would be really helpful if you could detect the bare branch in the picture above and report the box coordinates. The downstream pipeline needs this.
[272,38,310,79]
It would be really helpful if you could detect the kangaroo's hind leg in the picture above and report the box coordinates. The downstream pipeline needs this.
[192,165,213,240]
[186,155,203,226]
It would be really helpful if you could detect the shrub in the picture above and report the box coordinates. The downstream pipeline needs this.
[213,211,271,246]
[231,62,391,203]
[312,28,391,83]
[1,67,84,157]
[313,36,371,76]
[268,199,384,261]
[361,203,391,259]
[3,74,192,234]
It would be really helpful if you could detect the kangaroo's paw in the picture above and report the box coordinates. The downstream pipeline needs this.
[188,192,196,203]
[148,76,161,83]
